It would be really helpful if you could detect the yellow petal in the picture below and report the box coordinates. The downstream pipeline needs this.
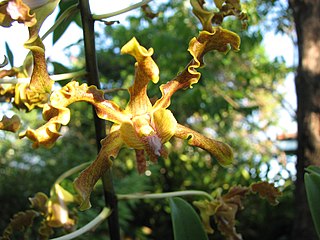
[120,120,146,149]
[19,104,69,148]
[152,108,177,143]
[121,37,159,115]
[74,130,123,210]
[174,123,233,166]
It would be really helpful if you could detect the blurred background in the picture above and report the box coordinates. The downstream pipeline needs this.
[0,0,302,239]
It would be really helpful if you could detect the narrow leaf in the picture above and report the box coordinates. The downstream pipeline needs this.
[5,42,14,67]
[53,3,79,44]
[169,197,208,240]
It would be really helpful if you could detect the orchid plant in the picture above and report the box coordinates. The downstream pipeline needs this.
[0,0,281,239]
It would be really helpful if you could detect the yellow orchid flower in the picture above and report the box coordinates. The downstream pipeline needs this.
[0,0,60,111]
[21,28,240,210]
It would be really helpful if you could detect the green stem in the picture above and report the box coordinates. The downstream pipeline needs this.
[118,190,214,201]
[0,70,87,84]
[78,1,120,240]
[49,207,111,240]
[92,0,153,20]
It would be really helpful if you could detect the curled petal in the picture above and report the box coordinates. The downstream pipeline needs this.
[121,37,159,115]
[190,0,214,32]
[19,104,69,148]
[174,123,233,166]
[74,130,123,210]
[20,81,126,147]
[0,55,8,68]
[191,0,247,30]
[250,181,282,205]
[189,28,240,64]
[14,83,50,111]
[50,81,126,124]
[154,29,240,110]
[0,114,21,132]
[0,0,36,27]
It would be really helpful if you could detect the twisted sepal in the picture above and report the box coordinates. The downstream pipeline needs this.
[154,29,240,110]
[174,123,233,166]
[74,131,123,210]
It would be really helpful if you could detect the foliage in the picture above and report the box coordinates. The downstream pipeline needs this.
[0,0,293,239]
[305,166,320,238]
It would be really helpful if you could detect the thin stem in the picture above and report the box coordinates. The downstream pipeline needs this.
[78,1,120,240]
[103,88,127,93]
[0,70,87,84]
[49,207,111,240]
[118,190,214,201]
[54,162,91,185]
[92,0,153,20]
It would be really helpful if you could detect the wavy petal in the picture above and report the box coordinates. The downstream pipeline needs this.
[20,81,127,148]
[0,0,36,27]
[74,130,123,210]
[174,123,233,166]
[121,37,159,115]
[153,29,240,110]
[0,114,21,132]
[190,0,214,32]
[19,104,69,148]
[191,0,247,30]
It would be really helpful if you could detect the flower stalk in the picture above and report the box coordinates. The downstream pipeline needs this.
[78,0,120,239]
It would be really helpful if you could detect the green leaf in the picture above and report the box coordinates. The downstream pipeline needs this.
[53,2,80,44]
[5,42,13,67]
[169,197,208,240]
[305,166,320,238]
[306,165,320,176]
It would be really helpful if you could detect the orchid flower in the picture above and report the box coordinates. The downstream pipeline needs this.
[20,26,240,209]
[0,0,60,110]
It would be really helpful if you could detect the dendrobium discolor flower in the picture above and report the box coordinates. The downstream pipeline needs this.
[0,0,60,111]
[20,25,240,209]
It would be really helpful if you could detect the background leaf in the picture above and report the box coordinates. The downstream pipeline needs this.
[305,166,320,238]
[53,1,80,44]
[5,42,13,67]
[169,197,208,240]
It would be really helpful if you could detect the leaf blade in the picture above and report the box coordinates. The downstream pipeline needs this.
[169,197,208,240]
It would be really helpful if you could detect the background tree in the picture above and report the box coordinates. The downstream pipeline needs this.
[288,0,320,239]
